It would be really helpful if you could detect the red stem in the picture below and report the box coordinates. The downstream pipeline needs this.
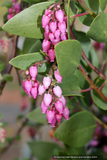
[80,86,92,92]
[70,12,88,19]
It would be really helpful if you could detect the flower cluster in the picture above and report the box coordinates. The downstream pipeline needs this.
[7,0,21,20]
[0,126,6,143]
[22,65,69,126]
[42,5,67,62]
[0,36,9,53]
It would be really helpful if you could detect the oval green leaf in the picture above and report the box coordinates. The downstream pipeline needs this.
[54,111,96,147]
[2,2,53,39]
[9,52,44,70]
[55,40,82,78]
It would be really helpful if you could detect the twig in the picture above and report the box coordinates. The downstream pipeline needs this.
[80,86,92,92]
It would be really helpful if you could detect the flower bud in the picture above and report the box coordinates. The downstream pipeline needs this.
[44,32,49,40]
[55,10,64,22]
[42,15,50,28]
[52,38,60,46]
[43,77,51,89]
[43,93,52,106]
[31,87,38,99]
[53,86,62,97]
[42,39,51,52]
[41,101,49,113]
[9,8,13,14]
[38,85,46,95]
[14,3,20,12]
[29,66,38,80]
[45,9,52,17]
[55,101,63,114]
[54,29,60,39]
[7,14,13,20]
[51,116,56,127]
[90,139,99,147]
[58,95,66,106]
[0,128,6,143]
[49,22,57,33]
[49,32,54,42]
[48,49,55,62]
[63,107,69,120]
[61,33,67,41]
[54,69,62,83]
[47,110,55,123]
[56,114,62,123]
[25,80,32,94]
[44,25,49,33]
[58,21,66,34]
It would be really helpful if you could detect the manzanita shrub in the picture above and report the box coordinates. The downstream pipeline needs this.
[0,0,107,159]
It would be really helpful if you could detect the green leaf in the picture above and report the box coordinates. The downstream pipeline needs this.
[92,79,107,110]
[65,144,87,156]
[99,0,107,10]
[1,1,12,8]
[54,111,96,147]
[23,0,46,4]
[74,30,91,54]
[0,61,5,72]
[29,40,42,53]
[28,141,60,160]
[84,0,99,14]
[55,40,82,77]
[22,38,37,54]
[2,2,53,38]
[0,27,3,31]
[59,74,82,97]
[27,107,47,124]
[67,0,71,39]
[3,74,13,82]
[87,12,107,43]
[9,52,44,70]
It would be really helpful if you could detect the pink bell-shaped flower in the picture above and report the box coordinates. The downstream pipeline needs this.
[44,25,49,33]
[0,128,6,143]
[58,21,66,34]
[43,77,51,89]
[14,3,20,11]
[7,14,13,20]
[44,32,49,40]
[54,69,62,83]
[53,86,62,97]
[9,8,13,14]
[54,29,60,39]
[51,116,56,127]
[42,39,51,52]
[61,33,67,41]
[55,10,64,22]
[45,9,52,17]
[55,101,63,114]
[63,107,69,120]
[47,110,55,123]
[90,139,99,147]
[48,49,55,62]
[29,66,38,80]
[56,114,62,123]
[31,87,37,99]
[49,22,57,33]
[33,81,39,88]
[52,38,60,46]
[25,80,32,94]
[49,32,54,42]
[38,84,46,95]
[42,15,50,28]
[43,93,52,106]
[58,95,66,106]
[41,101,49,113]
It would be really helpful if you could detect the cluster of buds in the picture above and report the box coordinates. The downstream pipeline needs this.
[22,64,69,126]
[22,65,39,99]
[7,0,21,20]
[0,36,9,53]
[42,5,67,62]
[0,125,6,143]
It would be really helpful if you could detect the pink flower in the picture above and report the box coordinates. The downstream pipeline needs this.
[54,69,62,83]
[43,77,51,89]
[47,110,55,123]
[49,22,57,33]
[58,95,66,106]
[43,93,52,106]
[42,39,51,52]
[63,107,69,120]
[48,49,55,62]
[55,101,63,114]
[0,128,6,143]
[41,101,49,113]
[24,80,32,94]
[38,85,46,95]
[58,21,66,34]
[31,87,38,99]
[29,66,38,80]
[56,114,62,123]
[53,86,62,97]
[42,15,50,28]
[55,10,64,22]
[51,116,56,127]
